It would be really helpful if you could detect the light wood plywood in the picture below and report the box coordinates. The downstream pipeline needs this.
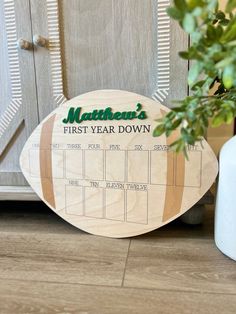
[20,90,218,237]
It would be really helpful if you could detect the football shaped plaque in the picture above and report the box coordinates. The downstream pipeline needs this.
[20,90,218,237]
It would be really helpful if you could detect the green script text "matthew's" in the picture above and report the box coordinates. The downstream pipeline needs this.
[62,103,148,124]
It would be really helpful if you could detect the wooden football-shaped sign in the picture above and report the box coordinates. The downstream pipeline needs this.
[20,90,218,238]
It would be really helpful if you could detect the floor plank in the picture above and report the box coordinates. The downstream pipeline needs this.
[1,279,236,314]
[124,237,236,293]
[0,232,130,287]
[0,202,235,313]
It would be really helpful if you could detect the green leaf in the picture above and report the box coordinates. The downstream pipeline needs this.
[186,0,205,10]
[225,110,234,124]
[153,124,165,137]
[191,80,206,91]
[191,31,202,43]
[207,25,217,41]
[207,0,218,11]
[174,0,186,11]
[223,64,235,89]
[216,57,234,69]
[212,112,225,127]
[221,21,236,43]
[172,119,182,129]
[166,111,176,120]
[202,115,209,127]
[187,110,196,121]
[181,128,195,145]
[226,40,236,47]
[215,25,223,39]
[179,51,190,59]
[166,7,183,20]
[183,13,196,34]
[188,62,202,86]
[179,47,202,60]
[192,7,203,17]
[226,0,236,13]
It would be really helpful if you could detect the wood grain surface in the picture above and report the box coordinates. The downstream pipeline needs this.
[20,90,218,238]
[0,202,235,314]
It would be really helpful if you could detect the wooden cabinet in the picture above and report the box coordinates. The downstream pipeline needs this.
[0,0,188,200]
[0,0,38,198]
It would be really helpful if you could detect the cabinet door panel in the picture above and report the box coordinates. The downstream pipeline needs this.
[61,0,157,98]
[30,0,188,120]
[0,0,38,186]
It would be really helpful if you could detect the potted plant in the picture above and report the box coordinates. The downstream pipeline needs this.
[154,0,236,260]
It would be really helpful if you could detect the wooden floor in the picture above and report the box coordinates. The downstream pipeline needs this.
[0,202,235,314]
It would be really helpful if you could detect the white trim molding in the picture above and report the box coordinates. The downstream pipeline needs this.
[0,186,39,201]
[152,0,170,103]
[47,0,67,107]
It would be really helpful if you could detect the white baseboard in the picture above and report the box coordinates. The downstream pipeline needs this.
[0,186,40,201]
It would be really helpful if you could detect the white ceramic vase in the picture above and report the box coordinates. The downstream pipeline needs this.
[215,135,236,261]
